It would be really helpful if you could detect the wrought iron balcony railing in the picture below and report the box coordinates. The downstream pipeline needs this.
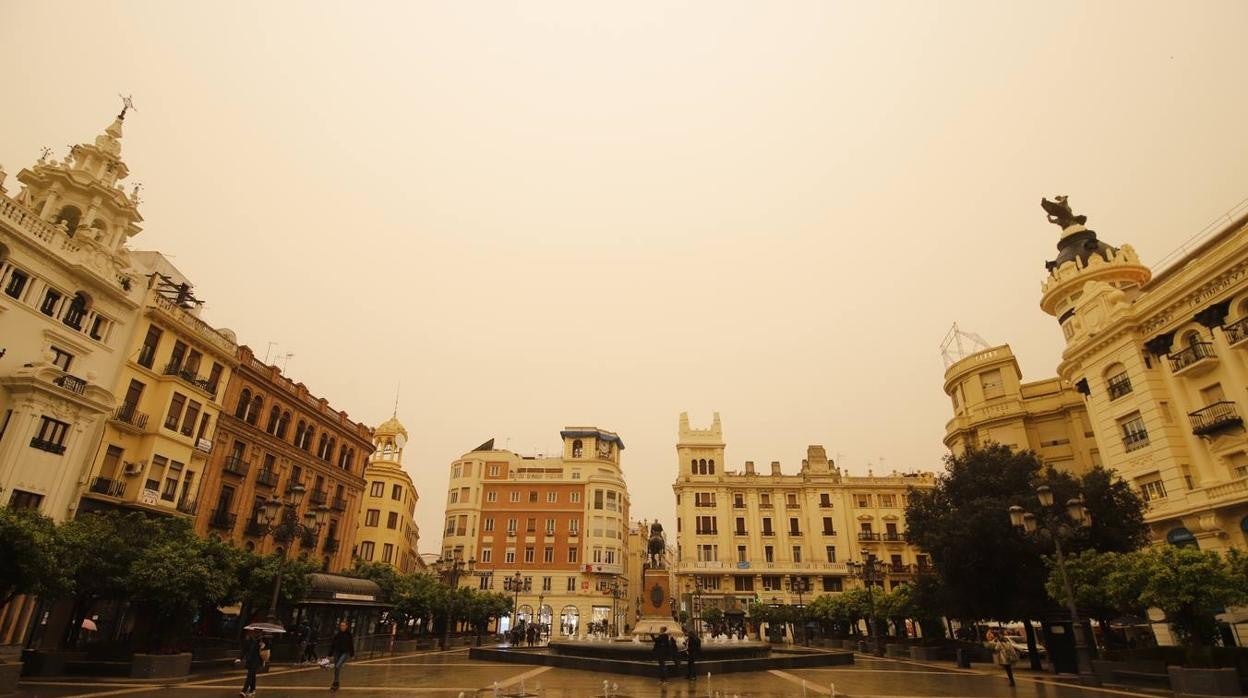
[89,476,126,497]
[111,404,149,430]
[1169,342,1217,373]
[223,455,250,477]
[1189,401,1243,436]
[207,510,237,530]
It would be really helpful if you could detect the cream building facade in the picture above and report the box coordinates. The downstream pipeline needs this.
[672,413,935,617]
[355,415,421,573]
[1036,201,1248,551]
[441,428,632,635]
[943,344,1100,474]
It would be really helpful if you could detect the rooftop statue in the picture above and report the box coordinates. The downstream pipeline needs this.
[1041,195,1087,230]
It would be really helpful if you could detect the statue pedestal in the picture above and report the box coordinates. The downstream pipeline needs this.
[632,566,683,638]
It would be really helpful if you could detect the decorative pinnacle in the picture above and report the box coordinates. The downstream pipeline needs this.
[118,94,136,120]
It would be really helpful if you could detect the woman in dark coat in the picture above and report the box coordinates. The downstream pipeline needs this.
[329,621,355,691]
[237,629,266,696]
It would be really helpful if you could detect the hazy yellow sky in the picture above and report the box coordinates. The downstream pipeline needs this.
[3,1,1247,550]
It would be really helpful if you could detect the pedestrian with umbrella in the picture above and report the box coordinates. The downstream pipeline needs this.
[235,628,268,697]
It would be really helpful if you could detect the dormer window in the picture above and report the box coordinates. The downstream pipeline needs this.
[572,439,583,458]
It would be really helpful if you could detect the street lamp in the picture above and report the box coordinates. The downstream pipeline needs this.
[607,578,627,637]
[432,555,475,650]
[503,571,531,635]
[253,482,330,622]
[1008,486,1099,686]
[788,576,810,646]
[846,552,886,657]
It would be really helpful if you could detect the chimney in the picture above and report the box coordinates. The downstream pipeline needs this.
[770,461,781,476]
[745,461,755,475]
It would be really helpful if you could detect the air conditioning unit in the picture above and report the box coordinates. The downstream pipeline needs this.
[123,460,145,476]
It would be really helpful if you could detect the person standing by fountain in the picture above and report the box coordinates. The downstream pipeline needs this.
[653,626,674,682]
[684,629,701,681]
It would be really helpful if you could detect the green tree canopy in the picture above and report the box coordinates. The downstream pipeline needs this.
[0,507,65,606]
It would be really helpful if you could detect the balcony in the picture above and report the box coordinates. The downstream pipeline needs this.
[285,476,303,493]
[53,373,87,395]
[207,510,237,530]
[29,437,66,455]
[110,404,149,432]
[761,530,775,537]
[819,502,833,509]
[1123,431,1150,453]
[734,529,748,536]
[176,499,198,516]
[300,529,319,549]
[162,362,217,396]
[1169,342,1218,377]
[822,529,837,536]
[888,563,913,575]
[244,519,267,536]
[1224,316,1248,347]
[89,476,126,498]
[788,530,803,537]
[882,531,904,542]
[1107,373,1133,401]
[324,538,340,553]
[857,531,881,542]
[1189,401,1244,436]
[331,496,348,512]
[222,455,250,477]
[255,469,279,488]
[308,489,329,506]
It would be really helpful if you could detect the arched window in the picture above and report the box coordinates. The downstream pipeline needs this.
[698,458,707,475]
[572,440,583,458]
[346,449,355,471]
[62,292,90,330]
[294,420,307,446]
[317,434,328,459]
[1183,330,1202,348]
[325,438,337,462]
[277,411,291,439]
[246,396,262,426]
[266,406,281,434]
[1166,527,1198,548]
[708,459,715,475]
[338,444,348,468]
[302,427,315,451]
[559,605,580,636]
[235,389,252,419]
[55,205,82,235]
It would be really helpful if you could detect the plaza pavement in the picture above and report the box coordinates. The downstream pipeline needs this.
[9,647,1173,698]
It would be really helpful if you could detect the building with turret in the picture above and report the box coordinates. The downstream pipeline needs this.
[354,414,421,572]
[440,427,631,636]
[671,413,935,624]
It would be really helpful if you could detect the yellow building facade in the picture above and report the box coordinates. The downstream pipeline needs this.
[943,344,1100,474]
[354,415,421,573]
[78,252,237,520]
[672,413,935,616]
[440,428,633,635]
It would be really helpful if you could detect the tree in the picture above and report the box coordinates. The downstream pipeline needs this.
[0,507,64,606]
[701,607,724,632]
[463,590,512,641]
[1125,546,1247,647]
[233,550,319,624]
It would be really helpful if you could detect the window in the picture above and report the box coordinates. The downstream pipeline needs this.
[764,545,774,563]
[62,292,88,330]
[545,519,555,535]
[527,517,536,532]
[449,490,459,504]
[488,464,500,477]
[50,346,73,372]
[505,550,516,564]
[695,516,717,534]
[733,492,745,508]
[1119,413,1149,452]
[9,490,43,510]
[736,545,747,562]
[370,481,384,497]
[382,544,394,563]
[487,491,498,502]
[359,541,375,561]
[31,416,69,454]
[980,368,1004,398]
[594,489,604,510]
[547,491,557,503]
[510,491,520,503]
[786,493,798,507]
[544,546,554,563]
[572,439,583,458]
[40,288,62,317]
[266,406,281,434]
[825,545,837,562]
[788,517,801,535]
[734,517,747,535]
[695,492,716,507]
[879,494,897,508]
[760,492,772,508]
[762,575,782,591]
[855,494,871,508]
[761,517,773,535]
[387,511,399,529]
[480,548,493,563]
[792,546,802,562]
[1139,476,1167,502]
[483,517,495,532]
[391,484,402,501]
[696,544,717,562]
[181,400,201,436]
[507,518,517,534]
[529,490,538,503]
[822,576,843,592]
[734,576,754,592]
[570,491,581,503]
[365,509,380,526]
[524,547,535,563]
[1106,367,1133,400]
[569,519,580,536]
[165,393,186,430]
[4,268,28,299]
[822,517,835,535]
[568,547,578,563]
[819,493,832,508]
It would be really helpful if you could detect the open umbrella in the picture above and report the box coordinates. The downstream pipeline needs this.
[81,618,98,631]
[243,622,287,634]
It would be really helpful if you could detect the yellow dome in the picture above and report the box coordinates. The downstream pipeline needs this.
[375,415,408,439]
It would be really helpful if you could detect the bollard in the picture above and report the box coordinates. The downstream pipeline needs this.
[956,648,971,668]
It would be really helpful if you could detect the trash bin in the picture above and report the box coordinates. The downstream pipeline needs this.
[956,648,971,668]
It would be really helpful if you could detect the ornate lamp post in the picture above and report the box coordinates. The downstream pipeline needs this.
[1009,485,1100,686]
[432,555,475,650]
[847,552,886,657]
[254,482,330,622]
[605,578,627,637]
[503,571,530,633]
[788,576,810,646]
[683,578,705,633]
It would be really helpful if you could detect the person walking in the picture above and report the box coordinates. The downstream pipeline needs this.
[652,627,673,683]
[298,621,317,664]
[986,630,1019,687]
[236,629,266,697]
[684,629,701,680]
[328,621,355,692]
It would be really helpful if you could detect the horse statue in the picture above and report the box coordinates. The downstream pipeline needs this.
[1041,195,1088,230]
[646,521,666,569]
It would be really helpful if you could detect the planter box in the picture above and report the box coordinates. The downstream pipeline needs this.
[0,662,21,695]
[842,639,860,651]
[910,645,950,661]
[885,643,910,658]
[1168,666,1243,697]
[19,650,85,677]
[129,653,192,680]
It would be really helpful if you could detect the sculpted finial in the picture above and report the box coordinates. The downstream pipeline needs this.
[118,94,136,120]
[1041,195,1088,230]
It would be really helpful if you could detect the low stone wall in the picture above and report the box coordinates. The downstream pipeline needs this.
[129,653,192,680]
[0,662,21,695]
[469,645,854,678]
[1168,666,1243,697]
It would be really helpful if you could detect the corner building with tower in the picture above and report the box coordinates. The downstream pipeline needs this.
[440,427,631,636]
[671,413,935,622]
[354,414,421,572]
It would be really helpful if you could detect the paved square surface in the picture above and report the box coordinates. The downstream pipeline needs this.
[11,648,1170,697]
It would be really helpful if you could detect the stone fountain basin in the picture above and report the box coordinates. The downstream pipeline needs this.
[547,639,771,661]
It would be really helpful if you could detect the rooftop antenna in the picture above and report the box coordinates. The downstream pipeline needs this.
[280,352,294,371]
[940,322,991,368]
[393,383,400,418]
[264,342,278,363]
